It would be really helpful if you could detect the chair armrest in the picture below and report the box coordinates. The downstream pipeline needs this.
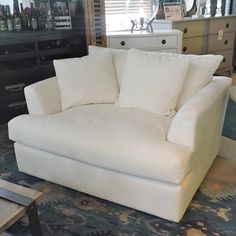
[24,77,61,115]
[167,76,231,154]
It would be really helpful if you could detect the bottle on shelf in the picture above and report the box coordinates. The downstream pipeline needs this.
[58,6,63,16]
[30,2,38,31]
[13,0,22,31]
[20,3,28,30]
[13,0,20,15]
[45,9,55,31]
[0,5,7,31]
[5,5,14,31]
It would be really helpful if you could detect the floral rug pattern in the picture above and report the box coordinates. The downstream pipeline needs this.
[0,123,236,236]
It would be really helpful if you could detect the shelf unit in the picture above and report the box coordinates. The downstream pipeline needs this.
[0,31,87,118]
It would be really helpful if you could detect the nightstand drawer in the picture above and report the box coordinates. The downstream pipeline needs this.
[182,36,205,54]
[208,32,235,52]
[209,17,236,34]
[108,35,178,50]
[173,21,205,38]
[212,49,234,69]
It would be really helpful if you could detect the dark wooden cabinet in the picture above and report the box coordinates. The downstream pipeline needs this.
[0,30,87,118]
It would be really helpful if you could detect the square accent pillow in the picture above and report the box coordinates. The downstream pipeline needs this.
[150,52,223,109]
[54,51,118,111]
[116,49,190,116]
[88,45,127,88]
[175,54,223,109]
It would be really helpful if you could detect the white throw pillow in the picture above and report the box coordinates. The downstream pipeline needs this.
[176,54,223,109]
[88,45,127,88]
[54,52,118,111]
[152,52,223,109]
[116,49,190,116]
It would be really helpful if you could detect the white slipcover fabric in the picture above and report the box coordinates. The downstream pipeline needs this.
[168,77,231,152]
[8,75,231,222]
[54,52,118,110]
[24,77,61,115]
[8,104,192,184]
[89,46,223,110]
[116,49,190,116]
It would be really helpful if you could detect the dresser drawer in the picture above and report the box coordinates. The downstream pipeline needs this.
[182,37,205,54]
[173,21,205,38]
[0,101,27,117]
[107,35,178,50]
[209,17,236,34]
[212,49,234,70]
[208,32,235,52]
[0,83,26,104]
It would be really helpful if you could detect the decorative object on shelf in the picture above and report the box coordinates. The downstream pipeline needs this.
[195,0,207,16]
[155,0,165,19]
[0,5,7,31]
[221,0,226,16]
[35,0,50,31]
[210,0,217,16]
[45,9,55,31]
[156,0,188,19]
[30,2,38,30]
[5,5,14,31]
[163,2,183,20]
[50,0,71,30]
[130,4,159,33]
[0,0,72,32]
[181,0,187,17]
[54,15,71,29]
[186,0,197,16]
[13,0,22,31]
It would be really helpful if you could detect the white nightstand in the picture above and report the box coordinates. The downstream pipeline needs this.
[106,30,182,54]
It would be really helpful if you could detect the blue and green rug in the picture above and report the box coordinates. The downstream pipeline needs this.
[0,123,236,236]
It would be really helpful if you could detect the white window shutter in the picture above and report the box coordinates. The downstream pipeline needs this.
[105,0,152,17]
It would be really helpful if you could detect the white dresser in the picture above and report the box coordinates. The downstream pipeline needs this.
[152,15,236,75]
[106,30,182,54]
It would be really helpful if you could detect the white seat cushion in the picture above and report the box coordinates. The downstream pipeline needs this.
[9,104,191,184]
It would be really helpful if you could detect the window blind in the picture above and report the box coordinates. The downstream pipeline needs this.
[105,0,153,17]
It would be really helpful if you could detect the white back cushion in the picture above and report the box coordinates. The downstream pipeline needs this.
[88,45,127,88]
[116,49,190,116]
[168,54,223,109]
[89,46,223,110]
[145,52,223,109]
[54,52,118,111]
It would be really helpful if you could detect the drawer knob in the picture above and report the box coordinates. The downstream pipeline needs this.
[183,28,188,34]
[183,46,187,52]
[162,39,166,45]
[226,23,230,28]
[224,40,228,45]
[120,41,126,46]
[223,58,226,63]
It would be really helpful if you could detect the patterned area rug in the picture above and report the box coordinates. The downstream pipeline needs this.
[223,98,236,140]
[0,123,236,236]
